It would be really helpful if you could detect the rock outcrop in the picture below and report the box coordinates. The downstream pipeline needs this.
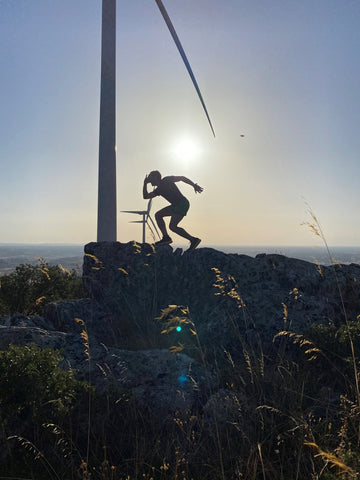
[1,241,360,416]
[81,241,360,348]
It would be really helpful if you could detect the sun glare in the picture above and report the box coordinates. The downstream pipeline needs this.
[172,138,200,166]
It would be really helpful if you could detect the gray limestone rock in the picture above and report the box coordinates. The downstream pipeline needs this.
[82,242,360,352]
[2,241,360,419]
[95,348,213,413]
[0,322,212,415]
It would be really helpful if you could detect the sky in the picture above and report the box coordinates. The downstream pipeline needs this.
[0,0,360,247]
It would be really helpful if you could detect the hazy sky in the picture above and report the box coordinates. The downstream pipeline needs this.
[1,0,360,246]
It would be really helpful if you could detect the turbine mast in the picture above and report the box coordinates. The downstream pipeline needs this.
[97,0,117,241]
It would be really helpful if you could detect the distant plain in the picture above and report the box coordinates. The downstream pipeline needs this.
[0,243,359,275]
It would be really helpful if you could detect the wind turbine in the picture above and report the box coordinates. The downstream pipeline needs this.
[97,0,116,242]
[97,0,215,242]
[121,199,161,244]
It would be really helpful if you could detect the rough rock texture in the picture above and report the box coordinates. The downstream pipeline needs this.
[2,241,360,416]
[82,241,360,350]
[0,314,212,415]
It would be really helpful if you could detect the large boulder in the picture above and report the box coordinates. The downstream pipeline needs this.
[0,315,212,415]
[2,242,360,418]
[95,348,214,413]
[82,242,360,352]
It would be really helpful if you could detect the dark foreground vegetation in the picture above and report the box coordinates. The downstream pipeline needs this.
[0,259,84,315]
[0,260,360,479]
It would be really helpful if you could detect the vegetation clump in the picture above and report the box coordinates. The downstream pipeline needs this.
[0,258,85,315]
[1,248,360,478]
[0,344,90,478]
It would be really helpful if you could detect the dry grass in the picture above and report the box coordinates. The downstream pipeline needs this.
[3,227,360,479]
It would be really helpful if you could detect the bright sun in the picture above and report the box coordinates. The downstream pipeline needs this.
[172,138,200,166]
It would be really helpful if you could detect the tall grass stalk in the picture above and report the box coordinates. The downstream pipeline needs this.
[7,435,61,480]
[75,318,91,466]
[302,208,360,410]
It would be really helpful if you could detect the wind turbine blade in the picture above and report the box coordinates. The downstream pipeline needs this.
[121,210,147,214]
[148,215,161,238]
[146,220,157,240]
[155,0,215,137]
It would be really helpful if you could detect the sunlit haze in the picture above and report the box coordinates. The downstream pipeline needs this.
[171,137,201,167]
[1,0,359,247]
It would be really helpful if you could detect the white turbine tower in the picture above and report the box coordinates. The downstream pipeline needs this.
[97,0,215,242]
[97,0,116,242]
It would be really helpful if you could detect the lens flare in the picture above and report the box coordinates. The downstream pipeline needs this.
[178,374,188,385]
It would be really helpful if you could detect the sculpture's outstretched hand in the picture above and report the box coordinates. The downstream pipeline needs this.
[194,184,203,194]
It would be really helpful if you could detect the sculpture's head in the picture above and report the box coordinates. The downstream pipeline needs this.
[148,170,161,186]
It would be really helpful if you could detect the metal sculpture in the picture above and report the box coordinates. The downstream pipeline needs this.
[97,0,214,242]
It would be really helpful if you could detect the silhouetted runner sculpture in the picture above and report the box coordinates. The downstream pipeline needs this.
[143,170,203,250]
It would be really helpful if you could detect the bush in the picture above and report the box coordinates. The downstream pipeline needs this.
[0,344,90,477]
[0,344,86,422]
[0,259,85,315]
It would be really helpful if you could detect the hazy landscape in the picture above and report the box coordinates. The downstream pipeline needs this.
[0,244,84,275]
[0,243,359,275]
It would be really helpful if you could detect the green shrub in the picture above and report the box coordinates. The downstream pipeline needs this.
[0,344,90,477]
[0,259,85,315]
[0,344,88,428]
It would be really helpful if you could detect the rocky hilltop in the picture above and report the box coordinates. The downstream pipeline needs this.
[1,241,360,414]
[81,241,360,341]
